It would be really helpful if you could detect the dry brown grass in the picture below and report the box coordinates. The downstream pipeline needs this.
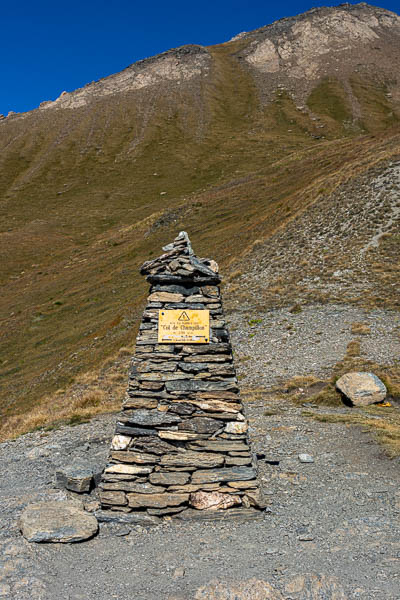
[346,339,362,357]
[351,322,371,335]
[302,405,400,458]
[283,375,321,392]
[241,386,269,404]
[0,388,119,441]
[0,350,130,441]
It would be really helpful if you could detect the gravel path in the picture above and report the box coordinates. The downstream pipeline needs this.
[1,305,399,599]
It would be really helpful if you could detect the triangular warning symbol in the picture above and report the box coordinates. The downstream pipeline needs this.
[178,311,190,322]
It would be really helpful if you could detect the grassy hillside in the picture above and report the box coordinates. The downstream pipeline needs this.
[1,16,400,440]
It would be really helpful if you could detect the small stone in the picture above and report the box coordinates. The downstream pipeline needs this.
[138,372,192,381]
[177,416,222,434]
[101,481,164,494]
[153,284,199,296]
[139,380,165,388]
[182,344,230,355]
[137,361,177,373]
[111,435,131,450]
[183,355,231,363]
[173,567,186,579]
[224,421,248,435]
[147,506,186,516]
[0,584,11,597]
[55,464,93,493]
[110,450,160,464]
[190,491,241,510]
[84,500,101,513]
[115,424,158,436]
[123,398,158,409]
[115,527,131,537]
[188,440,249,452]
[197,390,239,400]
[99,491,128,506]
[104,464,153,476]
[148,292,184,303]
[127,493,189,509]
[118,409,181,427]
[130,436,178,455]
[149,472,190,486]
[160,451,224,469]
[225,456,252,466]
[173,508,262,521]
[168,484,201,493]
[227,480,259,489]
[298,454,314,463]
[19,501,98,543]
[169,403,195,415]
[158,431,206,441]
[172,399,241,413]
[243,488,269,509]
[191,467,257,484]
[165,379,238,393]
[336,372,387,406]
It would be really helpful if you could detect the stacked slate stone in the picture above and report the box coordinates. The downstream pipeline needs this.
[99,231,265,519]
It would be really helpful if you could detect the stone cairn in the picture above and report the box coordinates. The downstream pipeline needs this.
[98,231,265,520]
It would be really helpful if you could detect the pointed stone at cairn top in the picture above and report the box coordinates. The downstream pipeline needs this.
[140,231,220,285]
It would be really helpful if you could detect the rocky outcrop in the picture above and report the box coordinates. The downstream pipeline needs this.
[38,45,211,111]
[99,232,262,517]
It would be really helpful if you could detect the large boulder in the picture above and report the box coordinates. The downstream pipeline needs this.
[19,501,98,543]
[336,372,386,406]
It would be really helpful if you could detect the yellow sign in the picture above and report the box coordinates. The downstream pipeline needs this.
[158,309,210,344]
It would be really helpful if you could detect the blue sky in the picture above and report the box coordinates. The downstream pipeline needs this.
[1,0,399,115]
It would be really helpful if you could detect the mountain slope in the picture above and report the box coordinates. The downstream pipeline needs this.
[1,3,400,438]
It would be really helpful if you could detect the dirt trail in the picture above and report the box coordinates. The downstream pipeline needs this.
[1,305,399,599]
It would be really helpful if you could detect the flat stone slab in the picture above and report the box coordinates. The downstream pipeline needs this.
[94,510,160,526]
[191,466,257,484]
[19,501,98,543]
[336,372,386,406]
[173,507,263,521]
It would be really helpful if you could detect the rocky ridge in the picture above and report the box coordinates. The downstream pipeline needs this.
[3,3,400,119]
[37,46,210,112]
[240,3,400,103]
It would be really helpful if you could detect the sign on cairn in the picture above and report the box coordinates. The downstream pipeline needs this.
[99,232,265,520]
